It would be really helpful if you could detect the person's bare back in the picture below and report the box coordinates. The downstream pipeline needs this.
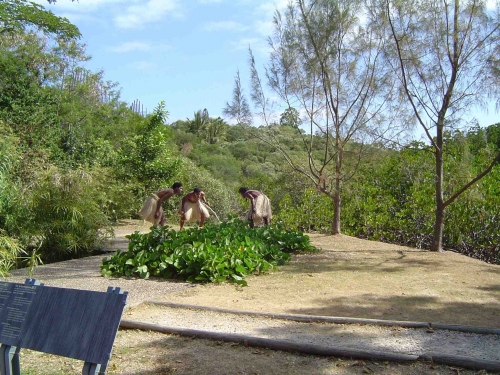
[139,182,183,226]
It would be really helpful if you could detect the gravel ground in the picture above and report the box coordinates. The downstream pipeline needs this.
[5,223,190,307]
[4,223,500,373]
[5,254,192,307]
[6,254,500,367]
[124,302,500,364]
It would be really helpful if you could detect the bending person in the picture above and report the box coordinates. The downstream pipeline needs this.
[239,187,272,228]
[139,182,183,226]
[179,187,210,230]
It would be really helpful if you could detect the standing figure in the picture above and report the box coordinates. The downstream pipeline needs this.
[138,182,183,227]
[179,187,211,230]
[239,187,272,228]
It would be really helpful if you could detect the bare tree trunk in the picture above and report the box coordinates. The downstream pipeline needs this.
[332,142,342,235]
[432,204,444,252]
[332,182,341,235]
[432,127,444,252]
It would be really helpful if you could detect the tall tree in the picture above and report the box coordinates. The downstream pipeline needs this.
[226,0,405,234]
[223,70,252,126]
[187,109,228,144]
[0,32,95,152]
[380,0,500,251]
[0,0,80,39]
[280,107,301,127]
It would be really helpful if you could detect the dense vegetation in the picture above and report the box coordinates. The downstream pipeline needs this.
[0,0,499,280]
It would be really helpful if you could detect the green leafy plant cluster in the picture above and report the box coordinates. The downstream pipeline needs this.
[101,218,316,286]
[17,166,111,262]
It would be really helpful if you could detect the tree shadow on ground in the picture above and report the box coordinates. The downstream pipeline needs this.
[285,293,500,328]
[477,284,500,302]
[286,249,447,274]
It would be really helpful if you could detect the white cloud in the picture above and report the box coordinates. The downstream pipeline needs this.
[250,1,290,37]
[114,0,182,29]
[198,0,224,3]
[254,20,274,37]
[111,42,149,53]
[38,0,126,13]
[202,21,248,32]
[256,0,290,15]
[110,41,171,53]
[127,60,155,70]
[230,37,261,50]
[486,0,497,9]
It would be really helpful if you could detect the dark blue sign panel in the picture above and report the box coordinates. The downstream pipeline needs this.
[0,282,127,365]
[0,283,37,346]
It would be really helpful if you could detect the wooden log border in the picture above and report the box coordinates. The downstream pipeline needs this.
[119,319,500,373]
[119,319,419,362]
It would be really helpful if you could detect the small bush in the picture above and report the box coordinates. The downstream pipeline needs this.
[19,166,111,262]
[101,218,316,286]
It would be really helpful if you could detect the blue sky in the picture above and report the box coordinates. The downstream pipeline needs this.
[39,0,498,134]
[39,0,287,123]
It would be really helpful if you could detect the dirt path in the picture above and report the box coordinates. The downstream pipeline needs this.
[118,222,500,374]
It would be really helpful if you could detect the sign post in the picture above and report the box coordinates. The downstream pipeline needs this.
[0,280,127,375]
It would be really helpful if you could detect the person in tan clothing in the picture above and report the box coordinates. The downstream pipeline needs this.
[138,182,183,226]
[179,187,211,230]
[238,187,272,228]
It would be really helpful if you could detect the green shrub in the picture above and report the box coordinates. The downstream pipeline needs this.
[0,229,24,278]
[101,218,316,286]
[274,189,333,233]
[17,166,111,262]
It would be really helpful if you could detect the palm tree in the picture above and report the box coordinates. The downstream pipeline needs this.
[187,109,209,134]
[205,117,228,144]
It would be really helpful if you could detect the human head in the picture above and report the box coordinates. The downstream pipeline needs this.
[193,187,202,194]
[172,182,183,194]
[239,187,248,195]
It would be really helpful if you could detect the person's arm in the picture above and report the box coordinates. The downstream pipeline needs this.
[179,194,188,216]
[245,192,256,213]
[245,192,256,228]
[200,191,210,206]
[154,207,161,218]
[250,197,256,213]
[154,192,163,219]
